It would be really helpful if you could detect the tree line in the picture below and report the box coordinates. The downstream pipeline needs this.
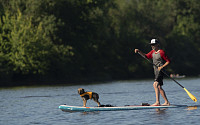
[0,0,200,86]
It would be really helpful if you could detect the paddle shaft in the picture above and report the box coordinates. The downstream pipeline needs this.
[137,52,184,88]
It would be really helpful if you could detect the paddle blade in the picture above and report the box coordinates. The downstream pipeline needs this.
[184,88,197,102]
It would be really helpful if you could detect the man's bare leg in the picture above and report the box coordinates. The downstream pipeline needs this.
[159,86,170,106]
[152,81,160,106]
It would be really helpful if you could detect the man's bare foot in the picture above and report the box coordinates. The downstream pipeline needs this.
[161,102,170,106]
[151,102,160,106]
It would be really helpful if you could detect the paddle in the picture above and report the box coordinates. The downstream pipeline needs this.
[137,51,197,102]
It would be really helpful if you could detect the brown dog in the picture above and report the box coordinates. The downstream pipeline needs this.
[78,88,101,107]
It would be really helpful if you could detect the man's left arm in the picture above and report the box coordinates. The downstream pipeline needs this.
[158,50,170,71]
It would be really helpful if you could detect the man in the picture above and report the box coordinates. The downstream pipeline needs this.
[135,39,170,106]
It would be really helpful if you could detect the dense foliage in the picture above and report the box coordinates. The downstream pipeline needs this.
[1,0,200,86]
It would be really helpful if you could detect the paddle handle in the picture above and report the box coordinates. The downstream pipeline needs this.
[137,52,184,88]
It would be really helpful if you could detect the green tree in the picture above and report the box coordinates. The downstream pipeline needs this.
[165,0,200,75]
[0,0,73,84]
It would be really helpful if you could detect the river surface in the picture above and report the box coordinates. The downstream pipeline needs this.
[1,78,200,125]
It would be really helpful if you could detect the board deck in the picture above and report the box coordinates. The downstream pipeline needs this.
[59,104,187,112]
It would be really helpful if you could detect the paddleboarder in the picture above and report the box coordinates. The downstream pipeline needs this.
[135,39,170,106]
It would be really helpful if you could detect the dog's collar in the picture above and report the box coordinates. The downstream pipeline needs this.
[80,92,93,99]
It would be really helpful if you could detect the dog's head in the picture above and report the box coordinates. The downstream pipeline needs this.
[78,88,85,95]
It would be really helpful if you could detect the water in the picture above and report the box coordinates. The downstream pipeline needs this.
[0,78,200,125]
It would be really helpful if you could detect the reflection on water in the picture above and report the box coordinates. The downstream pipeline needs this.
[80,111,101,115]
[187,106,198,110]
[20,95,52,98]
[155,108,167,114]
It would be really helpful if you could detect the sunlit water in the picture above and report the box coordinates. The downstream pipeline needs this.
[0,78,200,125]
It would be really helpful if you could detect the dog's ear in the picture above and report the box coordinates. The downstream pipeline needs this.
[80,88,85,94]
[81,88,85,93]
